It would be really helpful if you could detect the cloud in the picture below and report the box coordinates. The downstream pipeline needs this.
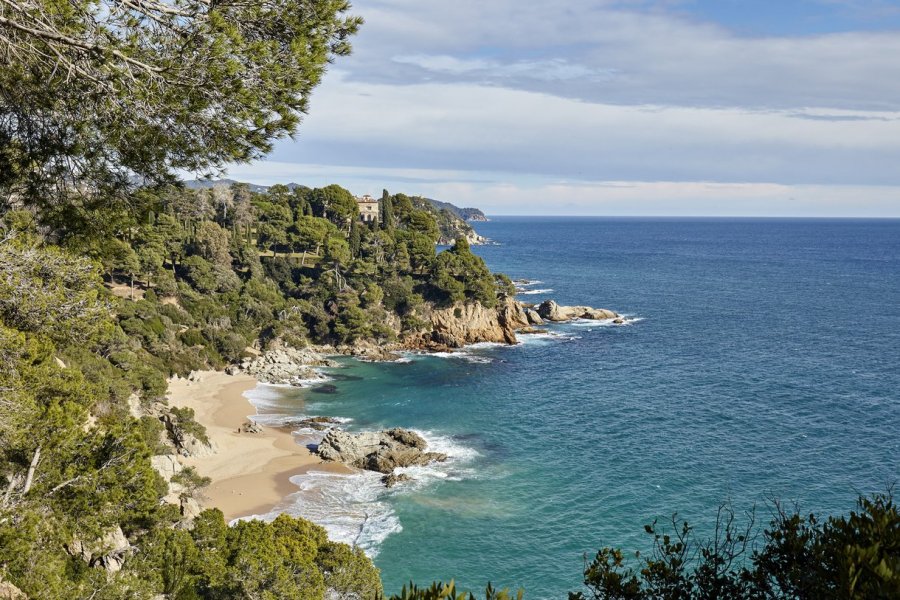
[392,55,615,82]
[234,0,900,216]
[339,0,900,111]
[221,160,900,217]
[275,73,900,186]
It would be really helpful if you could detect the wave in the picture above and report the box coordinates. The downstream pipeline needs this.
[402,350,494,364]
[246,469,400,557]
[244,429,480,557]
[516,288,554,295]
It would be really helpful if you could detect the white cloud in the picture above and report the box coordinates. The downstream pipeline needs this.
[245,0,900,215]
[342,0,900,110]
[222,160,900,217]
[277,73,900,185]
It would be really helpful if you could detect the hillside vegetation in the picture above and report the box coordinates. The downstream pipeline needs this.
[0,0,897,596]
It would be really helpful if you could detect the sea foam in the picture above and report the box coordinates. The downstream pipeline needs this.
[249,429,480,557]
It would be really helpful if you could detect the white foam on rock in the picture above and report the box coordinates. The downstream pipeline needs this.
[245,429,480,557]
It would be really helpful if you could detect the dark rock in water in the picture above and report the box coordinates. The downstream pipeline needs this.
[537,299,618,322]
[317,428,447,478]
[282,415,342,431]
[329,373,364,382]
[518,327,547,335]
[382,472,412,487]
[311,384,338,394]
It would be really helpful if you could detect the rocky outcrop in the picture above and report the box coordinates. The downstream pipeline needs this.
[157,409,215,457]
[409,297,527,350]
[536,300,619,322]
[66,527,131,573]
[150,454,182,482]
[230,346,337,385]
[0,578,26,600]
[317,428,447,476]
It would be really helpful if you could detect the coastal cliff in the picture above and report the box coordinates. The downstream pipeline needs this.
[401,297,620,352]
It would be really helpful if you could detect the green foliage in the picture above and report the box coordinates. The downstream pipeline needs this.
[1,0,362,206]
[569,492,900,600]
[387,581,523,600]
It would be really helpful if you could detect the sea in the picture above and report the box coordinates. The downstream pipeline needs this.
[247,217,900,598]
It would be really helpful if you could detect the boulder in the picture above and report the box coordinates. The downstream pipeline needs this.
[150,454,182,482]
[180,496,203,520]
[240,420,263,434]
[67,527,131,573]
[524,308,544,325]
[283,416,342,431]
[537,300,618,322]
[317,428,447,476]
[0,578,26,600]
[236,346,337,385]
[382,472,412,488]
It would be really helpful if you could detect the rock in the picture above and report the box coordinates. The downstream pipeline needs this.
[180,496,202,520]
[382,472,412,487]
[180,432,216,457]
[0,578,26,600]
[613,318,625,324]
[126,392,142,419]
[67,526,131,573]
[524,308,544,325]
[517,327,547,334]
[283,416,342,431]
[240,420,263,434]
[317,428,447,476]
[311,384,338,394]
[150,454,182,482]
[424,297,526,349]
[236,346,336,385]
[537,300,618,322]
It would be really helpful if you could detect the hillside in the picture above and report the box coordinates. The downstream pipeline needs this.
[184,179,489,244]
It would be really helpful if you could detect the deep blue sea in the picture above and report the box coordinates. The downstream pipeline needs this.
[251,217,900,598]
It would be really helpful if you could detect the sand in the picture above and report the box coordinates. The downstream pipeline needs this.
[167,371,350,521]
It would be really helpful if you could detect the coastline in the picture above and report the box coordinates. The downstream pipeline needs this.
[167,371,349,521]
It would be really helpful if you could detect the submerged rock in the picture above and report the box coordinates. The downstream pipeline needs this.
[311,384,338,394]
[382,472,412,488]
[317,428,447,476]
[283,416,343,431]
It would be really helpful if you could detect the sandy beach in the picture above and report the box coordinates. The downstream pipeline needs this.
[167,371,348,521]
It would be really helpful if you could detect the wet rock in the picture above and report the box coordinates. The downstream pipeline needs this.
[311,384,338,394]
[283,416,343,431]
[235,346,337,385]
[382,472,412,487]
[537,300,619,322]
[317,428,447,477]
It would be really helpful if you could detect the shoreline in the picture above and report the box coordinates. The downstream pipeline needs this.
[167,371,351,521]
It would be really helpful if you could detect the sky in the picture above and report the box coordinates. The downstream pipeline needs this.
[223,0,900,216]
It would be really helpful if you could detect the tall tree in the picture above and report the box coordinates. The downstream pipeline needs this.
[0,0,362,208]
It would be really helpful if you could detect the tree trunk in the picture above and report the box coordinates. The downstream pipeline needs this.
[130,273,135,301]
[22,446,40,495]
[300,251,307,267]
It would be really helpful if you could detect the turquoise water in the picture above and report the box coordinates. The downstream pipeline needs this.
[251,217,900,598]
